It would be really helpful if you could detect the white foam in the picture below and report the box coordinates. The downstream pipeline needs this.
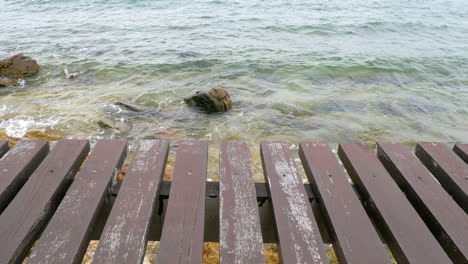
[0,112,60,138]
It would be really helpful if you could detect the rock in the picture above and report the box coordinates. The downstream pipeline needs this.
[23,130,63,141]
[117,163,129,181]
[64,68,79,79]
[0,54,39,79]
[0,130,62,147]
[184,88,232,113]
[97,119,114,129]
[114,101,148,112]
[0,79,19,87]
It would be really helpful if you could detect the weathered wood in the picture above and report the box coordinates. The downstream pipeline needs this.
[0,140,49,213]
[157,141,208,264]
[0,139,89,264]
[93,140,169,264]
[378,142,468,263]
[261,141,329,264]
[219,141,264,264]
[300,142,391,264]
[0,140,9,158]
[338,143,451,264]
[415,143,468,214]
[27,140,127,264]
[454,144,468,164]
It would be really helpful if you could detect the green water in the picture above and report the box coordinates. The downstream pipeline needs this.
[1,0,467,146]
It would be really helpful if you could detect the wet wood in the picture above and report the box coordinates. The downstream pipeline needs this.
[93,140,169,264]
[300,142,391,264]
[338,143,451,264]
[0,140,9,158]
[378,142,468,263]
[27,140,127,264]
[0,139,89,264]
[0,140,49,213]
[219,141,264,264]
[415,143,468,214]
[454,144,468,164]
[261,141,329,264]
[157,140,208,264]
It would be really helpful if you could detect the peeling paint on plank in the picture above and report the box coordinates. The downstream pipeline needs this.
[93,140,169,264]
[261,141,328,264]
[219,141,264,264]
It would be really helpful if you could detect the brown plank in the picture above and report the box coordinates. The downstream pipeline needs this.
[300,142,391,264]
[454,144,468,164]
[378,142,468,263]
[0,140,9,158]
[0,140,49,213]
[261,141,329,264]
[27,140,127,264]
[157,140,208,264]
[93,140,169,264]
[0,139,89,264]
[415,143,468,214]
[219,141,264,264]
[338,143,451,264]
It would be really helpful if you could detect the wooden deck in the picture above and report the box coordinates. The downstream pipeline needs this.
[0,139,467,264]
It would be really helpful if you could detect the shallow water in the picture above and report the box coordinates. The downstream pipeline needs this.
[1,0,467,146]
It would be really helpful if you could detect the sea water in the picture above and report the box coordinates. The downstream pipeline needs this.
[0,0,467,145]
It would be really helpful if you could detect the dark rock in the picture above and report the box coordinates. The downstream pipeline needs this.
[97,119,114,129]
[184,88,232,113]
[0,54,39,78]
[114,101,149,112]
[0,79,19,87]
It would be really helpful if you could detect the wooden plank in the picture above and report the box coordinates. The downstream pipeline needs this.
[157,140,208,264]
[0,140,49,213]
[0,139,89,264]
[454,144,468,164]
[27,140,127,264]
[299,142,391,264]
[93,140,169,264]
[378,142,468,263]
[415,143,468,214]
[219,141,264,264]
[0,140,9,158]
[338,143,451,264]
[260,141,329,264]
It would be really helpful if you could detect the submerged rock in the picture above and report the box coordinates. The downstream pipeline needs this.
[114,101,148,112]
[0,130,63,147]
[0,54,39,79]
[97,119,114,129]
[184,88,232,113]
[0,79,19,87]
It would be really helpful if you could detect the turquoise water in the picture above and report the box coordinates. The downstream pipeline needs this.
[0,0,467,144]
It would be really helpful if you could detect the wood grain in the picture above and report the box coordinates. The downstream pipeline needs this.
[93,140,169,264]
[0,140,49,213]
[27,140,127,264]
[338,143,451,264]
[0,139,89,264]
[300,142,391,264]
[219,141,264,264]
[261,141,329,264]
[454,144,468,164]
[157,140,208,264]
[378,142,468,263]
[416,143,468,214]
[0,140,9,158]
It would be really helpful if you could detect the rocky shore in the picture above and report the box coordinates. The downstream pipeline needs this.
[0,54,39,88]
[0,130,63,147]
